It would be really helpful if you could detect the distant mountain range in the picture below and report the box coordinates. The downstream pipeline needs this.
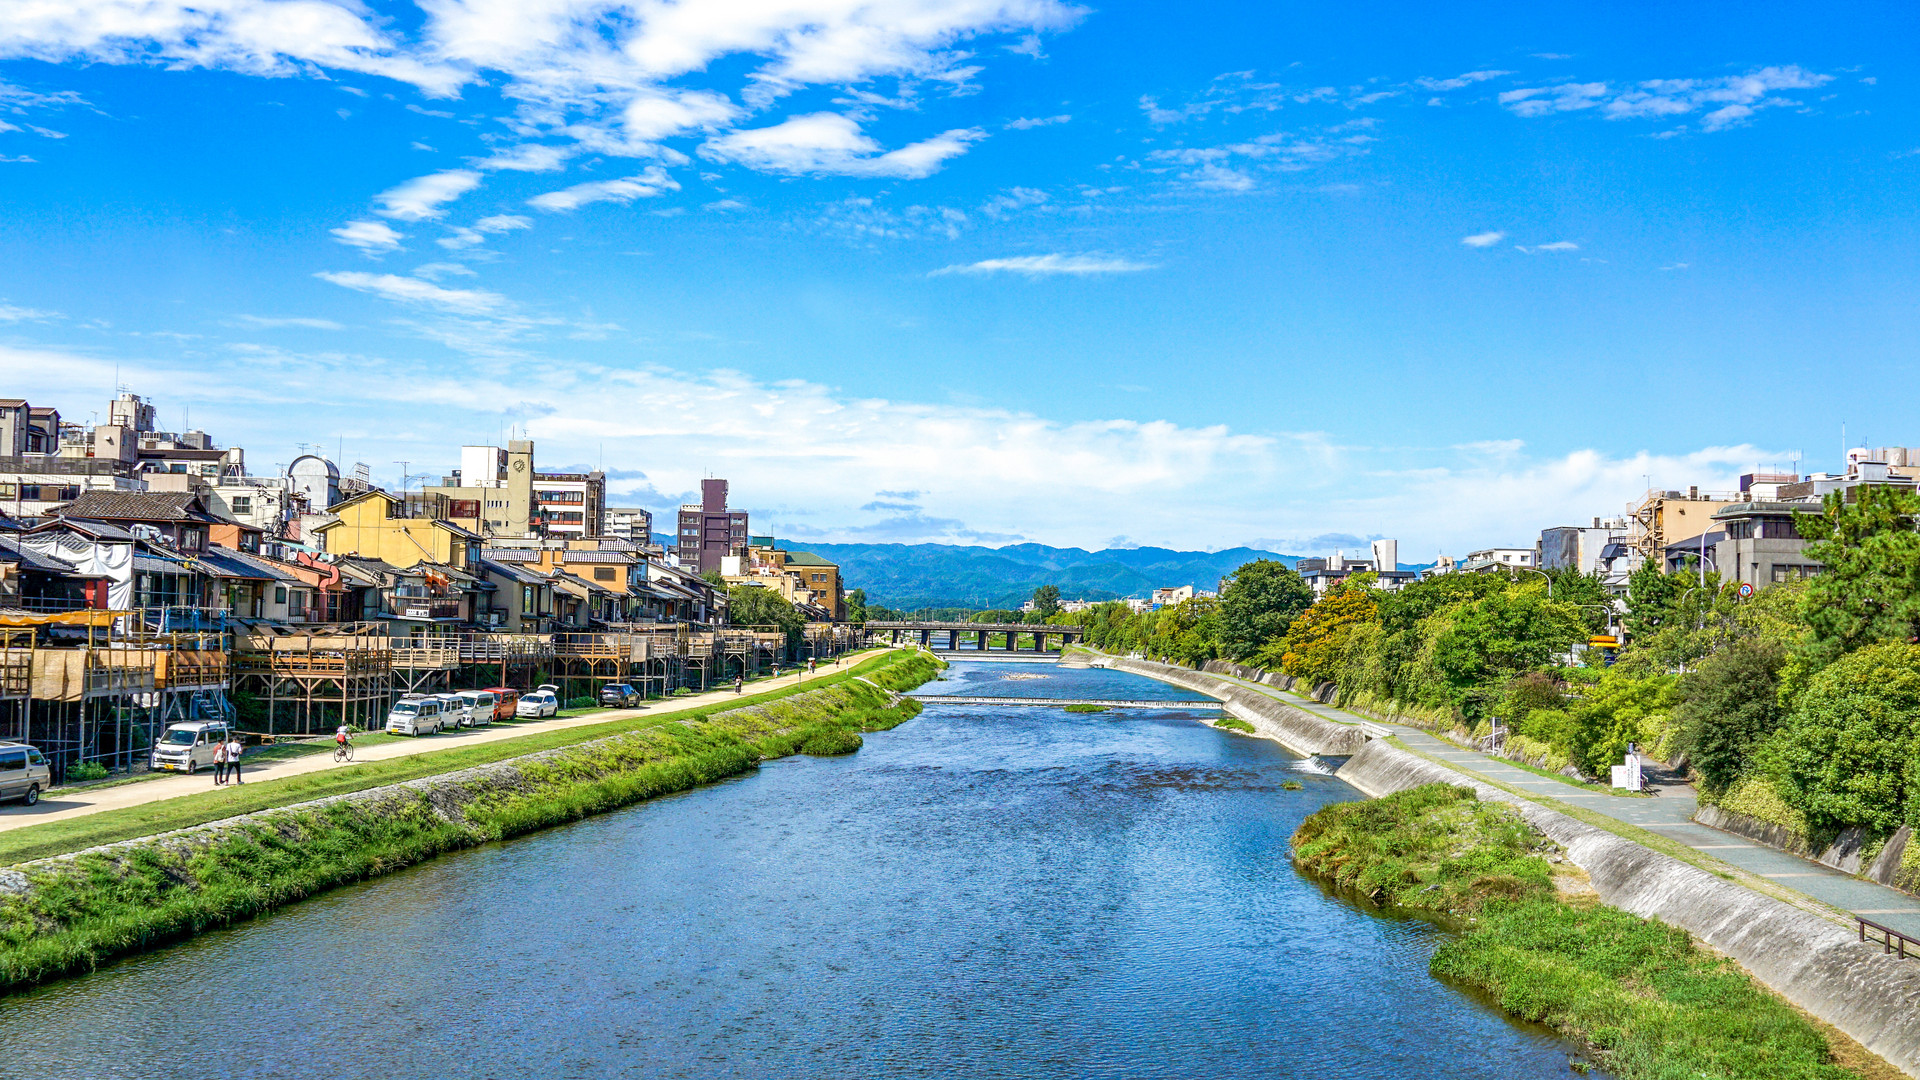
[777,542,1304,611]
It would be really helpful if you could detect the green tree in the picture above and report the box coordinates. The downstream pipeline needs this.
[846,588,868,625]
[1623,559,1686,643]
[1030,585,1062,618]
[701,570,726,588]
[1214,559,1314,661]
[1797,485,1920,658]
[1673,637,1788,796]
[1269,583,1378,684]
[1430,590,1585,699]
[1760,643,1920,833]
[727,584,805,649]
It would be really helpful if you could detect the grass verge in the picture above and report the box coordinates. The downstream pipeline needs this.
[1292,783,1862,1080]
[0,651,944,994]
[1214,717,1255,734]
[0,649,913,867]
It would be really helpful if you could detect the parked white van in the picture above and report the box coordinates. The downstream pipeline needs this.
[433,692,472,728]
[385,696,446,737]
[150,722,234,774]
[0,742,51,805]
[453,689,499,727]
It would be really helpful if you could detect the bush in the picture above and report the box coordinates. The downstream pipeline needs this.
[565,696,596,710]
[1760,643,1920,833]
[1213,716,1254,733]
[64,762,109,784]
[1673,638,1788,795]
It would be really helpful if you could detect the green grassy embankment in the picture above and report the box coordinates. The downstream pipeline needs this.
[1213,717,1255,734]
[0,650,909,867]
[1292,783,1871,1080]
[0,653,944,994]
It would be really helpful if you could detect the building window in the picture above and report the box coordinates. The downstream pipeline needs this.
[594,567,616,581]
[231,496,253,515]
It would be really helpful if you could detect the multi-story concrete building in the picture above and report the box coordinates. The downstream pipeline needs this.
[532,470,606,537]
[677,479,748,574]
[607,506,654,544]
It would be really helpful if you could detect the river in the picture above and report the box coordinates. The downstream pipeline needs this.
[0,660,1595,1078]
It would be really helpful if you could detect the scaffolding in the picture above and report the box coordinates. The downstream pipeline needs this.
[551,631,651,702]
[233,626,391,735]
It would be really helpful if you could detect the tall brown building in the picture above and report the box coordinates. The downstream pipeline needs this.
[676,478,748,574]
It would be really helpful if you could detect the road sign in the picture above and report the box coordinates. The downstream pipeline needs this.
[1738,582,1755,598]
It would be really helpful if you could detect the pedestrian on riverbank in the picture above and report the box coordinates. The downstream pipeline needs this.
[225,735,244,784]
[212,738,228,786]
[734,674,743,694]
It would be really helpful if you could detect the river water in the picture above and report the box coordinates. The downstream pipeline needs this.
[0,661,1593,1079]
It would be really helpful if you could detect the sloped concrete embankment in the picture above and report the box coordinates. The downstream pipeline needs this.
[0,674,930,995]
[1337,739,1920,1078]
[1695,804,1919,895]
[1103,656,1367,756]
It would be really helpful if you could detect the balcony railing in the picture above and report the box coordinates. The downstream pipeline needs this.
[390,597,463,620]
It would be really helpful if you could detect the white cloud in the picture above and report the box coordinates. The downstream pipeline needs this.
[438,213,533,249]
[930,254,1153,277]
[1515,240,1579,253]
[1006,114,1069,129]
[0,302,59,321]
[375,169,481,221]
[1461,231,1505,247]
[230,314,342,329]
[330,219,404,253]
[700,113,985,178]
[412,261,475,280]
[528,166,679,211]
[474,144,573,172]
[1502,66,1831,130]
[1416,70,1512,92]
[314,271,508,315]
[0,155,36,164]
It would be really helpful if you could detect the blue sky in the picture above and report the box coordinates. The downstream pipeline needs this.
[1,0,1915,557]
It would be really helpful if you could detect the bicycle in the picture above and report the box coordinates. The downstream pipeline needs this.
[332,742,355,763]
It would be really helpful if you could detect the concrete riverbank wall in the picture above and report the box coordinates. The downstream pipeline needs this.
[1099,656,1368,756]
[1100,657,1920,1077]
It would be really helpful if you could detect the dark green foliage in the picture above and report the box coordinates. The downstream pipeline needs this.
[1213,716,1254,733]
[1063,703,1109,713]
[1293,784,1854,1080]
[1214,559,1314,662]
[727,583,805,646]
[1798,486,1920,659]
[63,762,109,783]
[1280,779,1303,791]
[1760,643,1920,833]
[1674,638,1788,796]
[845,588,868,625]
[1625,559,1689,642]
[565,696,596,709]
[1030,585,1061,618]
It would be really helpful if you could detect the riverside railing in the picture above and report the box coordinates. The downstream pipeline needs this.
[1859,916,1917,960]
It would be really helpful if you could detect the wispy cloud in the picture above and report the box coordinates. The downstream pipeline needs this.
[1461,231,1506,248]
[375,170,481,221]
[930,254,1154,277]
[1006,114,1070,129]
[313,271,508,315]
[0,302,59,322]
[1416,70,1512,92]
[230,315,343,330]
[1516,240,1579,253]
[702,113,987,179]
[330,219,404,253]
[439,214,532,250]
[1501,66,1832,131]
[528,167,680,212]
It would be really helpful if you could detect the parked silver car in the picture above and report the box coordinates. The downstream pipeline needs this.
[0,742,52,806]
[516,691,560,719]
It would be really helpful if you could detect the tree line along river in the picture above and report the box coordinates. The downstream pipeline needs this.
[0,661,1601,1079]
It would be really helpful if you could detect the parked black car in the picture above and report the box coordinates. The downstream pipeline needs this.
[599,683,641,707]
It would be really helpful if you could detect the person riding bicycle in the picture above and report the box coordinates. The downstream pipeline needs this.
[335,725,353,750]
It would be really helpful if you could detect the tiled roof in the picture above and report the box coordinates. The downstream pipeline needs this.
[781,550,836,567]
[0,538,86,576]
[480,559,550,587]
[55,490,225,524]
[36,517,138,541]
[559,550,632,564]
[482,548,540,562]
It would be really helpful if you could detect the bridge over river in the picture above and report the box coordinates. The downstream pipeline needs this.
[865,621,1082,655]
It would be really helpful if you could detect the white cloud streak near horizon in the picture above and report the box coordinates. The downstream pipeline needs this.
[0,339,1777,557]
[931,253,1153,276]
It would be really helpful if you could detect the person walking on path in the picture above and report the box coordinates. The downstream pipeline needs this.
[212,738,228,786]
[225,734,245,784]
[734,674,744,694]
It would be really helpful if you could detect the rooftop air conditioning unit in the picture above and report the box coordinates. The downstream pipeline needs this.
[129,524,162,542]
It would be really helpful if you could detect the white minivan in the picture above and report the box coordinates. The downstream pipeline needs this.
[150,722,234,774]
[432,692,472,728]
[385,696,446,737]
[0,743,51,805]
[516,691,559,719]
[453,689,499,727]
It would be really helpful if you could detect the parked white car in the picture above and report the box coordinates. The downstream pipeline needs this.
[516,691,559,719]
[386,696,447,736]
[433,692,473,728]
[453,689,499,726]
[149,722,234,774]
[0,742,51,805]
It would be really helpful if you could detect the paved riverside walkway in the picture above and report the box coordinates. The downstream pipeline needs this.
[0,653,882,837]
[1200,669,1920,942]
